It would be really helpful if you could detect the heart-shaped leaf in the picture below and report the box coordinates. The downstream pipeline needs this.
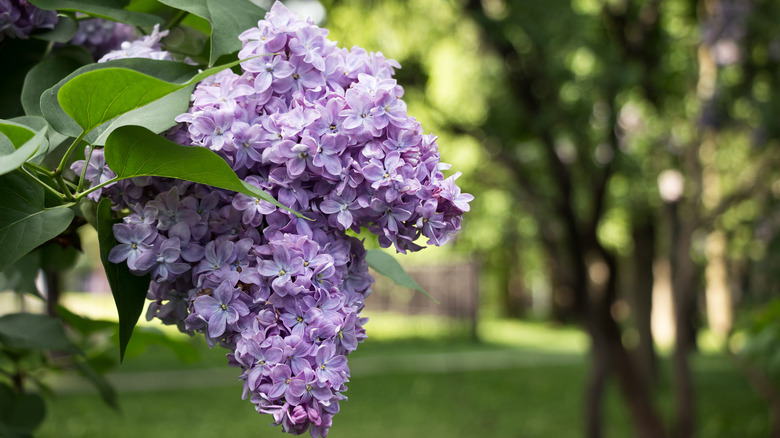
[58,68,184,133]
[32,14,79,43]
[96,198,151,362]
[0,383,46,436]
[104,125,303,217]
[0,172,74,272]
[158,0,266,66]
[0,313,72,351]
[0,120,47,176]
[0,251,42,298]
[41,58,198,137]
[95,85,197,146]
[49,57,247,141]
[9,116,59,164]
[22,48,90,118]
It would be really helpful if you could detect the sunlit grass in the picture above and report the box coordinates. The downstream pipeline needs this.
[37,339,768,438]
[5,291,769,437]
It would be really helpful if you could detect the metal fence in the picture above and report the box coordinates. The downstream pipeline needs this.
[365,261,480,339]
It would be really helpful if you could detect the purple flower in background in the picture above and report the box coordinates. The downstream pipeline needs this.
[99,24,172,62]
[69,16,137,59]
[70,147,117,201]
[0,0,57,42]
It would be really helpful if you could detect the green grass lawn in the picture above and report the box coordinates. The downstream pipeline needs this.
[35,314,768,438]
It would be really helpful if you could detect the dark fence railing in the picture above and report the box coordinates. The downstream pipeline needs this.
[365,261,480,339]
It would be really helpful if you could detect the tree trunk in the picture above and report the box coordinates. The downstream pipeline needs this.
[585,325,609,438]
[589,251,668,438]
[45,269,61,318]
[631,220,658,387]
[670,201,698,438]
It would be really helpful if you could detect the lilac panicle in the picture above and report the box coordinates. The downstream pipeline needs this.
[92,2,472,437]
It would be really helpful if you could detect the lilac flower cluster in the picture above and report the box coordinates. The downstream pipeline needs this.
[80,2,471,436]
[70,16,136,59]
[0,0,56,41]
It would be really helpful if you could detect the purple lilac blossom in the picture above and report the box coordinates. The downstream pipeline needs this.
[98,24,173,62]
[0,1,135,58]
[80,2,472,437]
[0,0,56,42]
[69,16,137,59]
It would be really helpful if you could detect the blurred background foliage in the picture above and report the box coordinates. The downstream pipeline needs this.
[7,0,780,436]
[319,0,780,436]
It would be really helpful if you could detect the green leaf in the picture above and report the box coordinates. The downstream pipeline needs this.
[73,361,119,410]
[123,327,199,363]
[40,243,80,272]
[57,305,116,335]
[157,0,266,66]
[0,252,42,298]
[0,172,74,272]
[50,58,245,140]
[96,198,151,362]
[0,120,47,176]
[41,58,198,137]
[22,49,90,118]
[104,125,302,216]
[0,134,13,155]
[9,116,49,144]
[77,198,99,229]
[89,85,195,146]
[162,25,209,58]
[33,14,79,43]
[365,250,438,303]
[58,68,184,133]
[11,115,61,165]
[0,123,34,146]
[0,383,46,436]
[0,313,72,350]
[29,0,163,27]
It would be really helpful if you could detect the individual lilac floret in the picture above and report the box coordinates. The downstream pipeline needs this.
[191,281,250,339]
[98,1,472,437]
[99,24,173,62]
[70,147,117,201]
[108,223,156,271]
